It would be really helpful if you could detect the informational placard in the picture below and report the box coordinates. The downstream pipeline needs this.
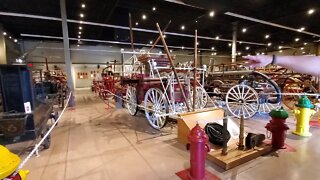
[24,102,31,113]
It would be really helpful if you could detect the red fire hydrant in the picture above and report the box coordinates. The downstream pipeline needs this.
[187,123,210,180]
[265,107,289,149]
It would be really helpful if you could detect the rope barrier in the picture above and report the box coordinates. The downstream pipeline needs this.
[16,92,72,171]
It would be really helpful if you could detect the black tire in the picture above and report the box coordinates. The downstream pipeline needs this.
[205,123,231,146]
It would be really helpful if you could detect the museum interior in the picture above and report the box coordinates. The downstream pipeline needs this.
[0,0,320,180]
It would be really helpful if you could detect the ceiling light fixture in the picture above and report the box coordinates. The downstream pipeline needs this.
[163,35,166,38]
[215,36,219,40]
[3,32,7,35]
[265,34,270,39]
[195,20,198,23]
[211,47,215,50]
[181,25,185,30]
[246,46,250,50]
[298,27,305,32]
[78,40,80,42]
[152,7,156,11]
[142,14,147,20]
[78,35,81,38]
[81,3,85,8]
[304,42,308,45]
[242,28,247,33]
[308,9,315,15]
[149,41,153,44]
[135,22,139,26]
[14,39,17,43]
[77,44,80,47]
[196,42,199,45]
[209,11,215,17]
[300,47,304,50]
[295,38,300,42]
[181,46,185,49]
[78,31,82,34]
[279,46,282,49]
[9,36,12,39]
[79,26,82,30]
[228,43,232,47]
[80,13,84,18]
[80,21,83,24]
[279,50,283,53]
[261,52,265,55]
[267,43,272,46]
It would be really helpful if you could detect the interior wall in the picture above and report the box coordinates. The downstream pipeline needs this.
[23,40,233,88]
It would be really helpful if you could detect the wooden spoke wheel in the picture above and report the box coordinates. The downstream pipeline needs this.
[125,86,138,116]
[190,86,208,110]
[144,88,169,129]
[241,71,282,114]
[226,85,259,119]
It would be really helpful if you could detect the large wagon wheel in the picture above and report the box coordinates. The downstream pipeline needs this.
[190,86,208,109]
[242,71,282,114]
[125,86,138,115]
[144,88,169,129]
[226,85,259,119]
[257,83,281,113]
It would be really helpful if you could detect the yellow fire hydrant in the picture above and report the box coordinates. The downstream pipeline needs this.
[0,145,29,180]
[315,99,320,122]
[292,95,316,137]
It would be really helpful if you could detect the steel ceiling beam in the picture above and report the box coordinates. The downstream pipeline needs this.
[0,11,267,46]
[225,12,320,38]
[20,33,214,51]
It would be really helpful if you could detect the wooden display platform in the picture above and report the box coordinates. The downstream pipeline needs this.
[176,108,225,145]
[207,143,272,170]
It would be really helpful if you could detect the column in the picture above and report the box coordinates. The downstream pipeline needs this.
[231,22,238,63]
[60,0,75,105]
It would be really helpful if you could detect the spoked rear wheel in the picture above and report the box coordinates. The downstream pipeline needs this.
[226,85,259,119]
[126,86,138,115]
[190,86,208,110]
[144,88,169,129]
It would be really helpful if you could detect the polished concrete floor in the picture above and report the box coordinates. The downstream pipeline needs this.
[7,89,320,180]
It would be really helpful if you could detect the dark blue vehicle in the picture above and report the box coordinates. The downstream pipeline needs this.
[0,65,59,149]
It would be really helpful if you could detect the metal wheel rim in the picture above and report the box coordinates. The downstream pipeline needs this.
[126,86,138,115]
[144,88,168,129]
[226,85,259,119]
[258,83,281,113]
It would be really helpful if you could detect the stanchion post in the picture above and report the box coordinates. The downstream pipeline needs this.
[221,111,228,155]
[238,115,245,150]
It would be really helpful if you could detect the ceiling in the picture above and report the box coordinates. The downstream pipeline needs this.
[0,0,319,55]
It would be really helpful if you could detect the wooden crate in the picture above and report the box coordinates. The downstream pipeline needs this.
[176,108,224,145]
[207,143,272,170]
